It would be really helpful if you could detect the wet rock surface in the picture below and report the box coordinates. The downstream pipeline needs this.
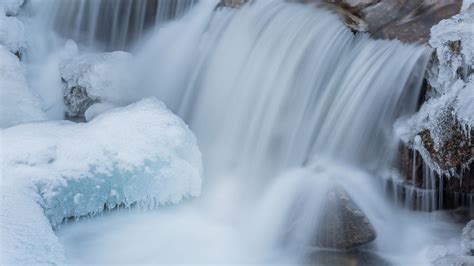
[303,0,462,43]
[313,185,376,250]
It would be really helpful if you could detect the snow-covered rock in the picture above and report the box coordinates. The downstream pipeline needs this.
[0,13,25,54]
[60,51,133,118]
[1,98,202,263]
[462,220,474,255]
[2,98,202,227]
[0,45,46,128]
[0,0,24,16]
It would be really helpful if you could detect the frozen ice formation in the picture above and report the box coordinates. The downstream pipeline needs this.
[395,5,474,178]
[1,98,203,263]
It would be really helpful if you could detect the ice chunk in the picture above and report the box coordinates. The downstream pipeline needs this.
[60,51,134,117]
[0,45,46,128]
[2,98,203,227]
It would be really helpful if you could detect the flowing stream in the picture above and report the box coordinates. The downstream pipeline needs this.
[25,0,462,264]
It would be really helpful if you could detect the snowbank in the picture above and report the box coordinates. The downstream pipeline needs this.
[60,51,133,118]
[1,98,202,263]
[0,45,46,128]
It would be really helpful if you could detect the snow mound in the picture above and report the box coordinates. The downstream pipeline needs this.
[0,13,25,53]
[0,45,46,128]
[60,51,133,118]
[2,98,203,227]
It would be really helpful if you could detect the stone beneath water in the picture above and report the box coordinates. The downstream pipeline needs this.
[313,185,377,250]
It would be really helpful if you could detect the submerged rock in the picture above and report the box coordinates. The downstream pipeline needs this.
[313,185,376,250]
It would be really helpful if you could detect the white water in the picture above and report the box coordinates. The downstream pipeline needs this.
[25,0,462,264]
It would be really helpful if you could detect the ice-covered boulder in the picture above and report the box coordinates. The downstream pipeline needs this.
[395,4,474,179]
[60,51,133,119]
[2,98,202,227]
[0,45,46,128]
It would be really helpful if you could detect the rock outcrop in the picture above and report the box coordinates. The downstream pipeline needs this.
[313,185,377,250]
[305,0,462,43]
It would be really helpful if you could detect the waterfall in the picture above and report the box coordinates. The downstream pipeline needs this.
[35,0,198,51]
[132,0,430,187]
[31,0,450,264]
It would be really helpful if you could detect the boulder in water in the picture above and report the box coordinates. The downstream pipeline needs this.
[313,185,377,250]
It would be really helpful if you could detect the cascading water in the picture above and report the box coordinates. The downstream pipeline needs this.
[26,0,461,264]
[33,0,197,51]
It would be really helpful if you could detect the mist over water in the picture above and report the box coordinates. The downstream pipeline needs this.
[26,0,461,264]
